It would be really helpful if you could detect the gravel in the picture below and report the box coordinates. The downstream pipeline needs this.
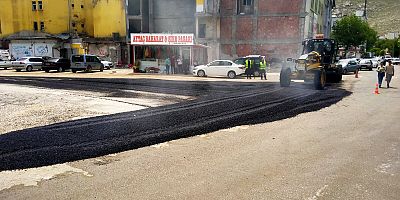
[0,84,103,134]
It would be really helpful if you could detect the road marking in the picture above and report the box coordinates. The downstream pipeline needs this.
[0,164,92,191]
[307,185,328,200]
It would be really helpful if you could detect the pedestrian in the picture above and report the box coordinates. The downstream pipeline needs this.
[171,56,176,74]
[377,62,385,88]
[165,57,171,74]
[177,57,183,74]
[385,60,395,88]
[259,58,267,80]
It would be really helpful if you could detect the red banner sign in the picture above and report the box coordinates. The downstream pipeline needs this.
[131,33,194,46]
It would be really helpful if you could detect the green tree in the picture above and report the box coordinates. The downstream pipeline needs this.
[374,37,400,57]
[332,15,377,51]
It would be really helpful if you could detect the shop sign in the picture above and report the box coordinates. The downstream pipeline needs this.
[131,33,194,46]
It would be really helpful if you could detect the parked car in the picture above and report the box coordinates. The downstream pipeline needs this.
[70,54,104,73]
[336,59,358,74]
[100,60,114,70]
[11,57,44,72]
[193,60,245,79]
[391,58,400,65]
[370,57,380,68]
[233,55,266,76]
[0,58,12,69]
[357,59,373,71]
[42,58,71,72]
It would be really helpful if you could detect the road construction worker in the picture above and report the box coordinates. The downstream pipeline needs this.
[245,58,253,79]
[259,58,267,80]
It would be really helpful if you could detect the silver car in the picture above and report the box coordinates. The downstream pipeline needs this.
[70,54,104,73]
[12,57,44,72]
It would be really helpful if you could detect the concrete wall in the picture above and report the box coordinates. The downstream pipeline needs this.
[9,39,58,59]
[91,0,126,38]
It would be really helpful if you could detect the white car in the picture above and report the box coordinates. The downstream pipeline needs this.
[11,57,44,72]
[193,60,245,79]
[370,57,380,68]
[101,60,114,69]
[0,58,12,69]
[392,58,400,65]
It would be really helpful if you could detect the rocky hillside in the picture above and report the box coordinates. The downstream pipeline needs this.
[334,0,400,35]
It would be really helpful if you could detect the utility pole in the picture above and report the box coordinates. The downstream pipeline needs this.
[364,0,367,19]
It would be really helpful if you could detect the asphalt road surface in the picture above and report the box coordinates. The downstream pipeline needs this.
[0,75,349,170]
[1,70,399,199]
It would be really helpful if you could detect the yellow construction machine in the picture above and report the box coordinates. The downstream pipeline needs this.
[280,35,343,90]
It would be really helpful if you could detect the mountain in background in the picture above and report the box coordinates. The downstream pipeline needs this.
[334,0,400,36]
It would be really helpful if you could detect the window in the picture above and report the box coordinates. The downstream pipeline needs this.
[86,56,94,62]
[198,24,206,38]
[33,21,38,31]
[72,55,84,62]
[128,0,141,15]
[38,1,43,10]
[81,5,84,9]
[40,22,45,31]
[71,4,74,8]
[81,23,85,28]
[72,22,76,27]
[223,61,233,66]
[0,20,2,34]
[32,1,37,10]
[237,0,253,15]
[243,0,252,5]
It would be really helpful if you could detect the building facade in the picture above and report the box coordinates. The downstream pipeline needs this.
[195,0,335,62]
[0,0,127,63]
[126,0,206,73]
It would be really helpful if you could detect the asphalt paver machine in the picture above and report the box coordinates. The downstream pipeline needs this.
[280,35,342,90]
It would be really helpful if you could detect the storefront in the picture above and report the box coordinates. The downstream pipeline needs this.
[130,33,208,74]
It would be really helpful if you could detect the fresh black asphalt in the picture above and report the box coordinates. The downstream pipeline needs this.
[0,76,351,170]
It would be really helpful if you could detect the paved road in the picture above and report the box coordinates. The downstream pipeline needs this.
[1,70,399,199]
[0,75,349,170]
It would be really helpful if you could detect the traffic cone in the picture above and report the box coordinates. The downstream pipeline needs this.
[374,83,380,94]
[355,69,359,78]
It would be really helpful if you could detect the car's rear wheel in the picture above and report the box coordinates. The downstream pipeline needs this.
[72,69,77,73]
[343,69,347,75]
[57,66,63,72]
[100,65,104,72]
[16,69,21,72]
[45,69,50,73]
[197,70,205,77]
[86,65,92,72]
[227,71,236,79]
[26,65,33,72]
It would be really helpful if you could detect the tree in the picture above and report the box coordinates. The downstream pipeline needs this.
[374,37,400,57]
[332,15,377,51]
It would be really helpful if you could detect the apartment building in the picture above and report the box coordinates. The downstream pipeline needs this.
[195,0,335,62]
[0,0,127,62]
